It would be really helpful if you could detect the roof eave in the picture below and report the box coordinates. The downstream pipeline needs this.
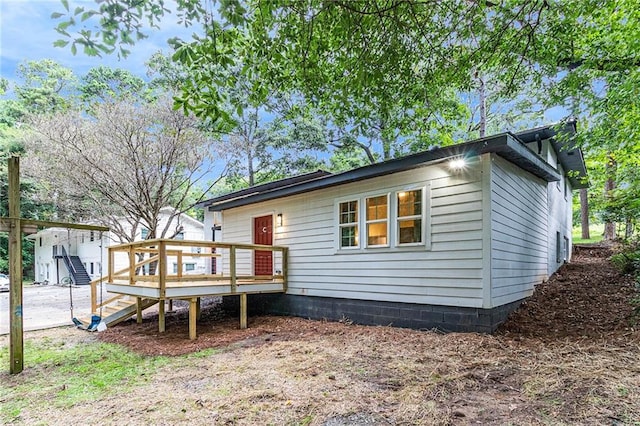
[208,133,561,211]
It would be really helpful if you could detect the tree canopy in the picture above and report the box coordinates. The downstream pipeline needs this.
[51,1,640,153]
[48,0,640,240]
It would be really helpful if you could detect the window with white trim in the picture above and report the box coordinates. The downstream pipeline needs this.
[339,200,359,248]
[397,189,423,245]
[366,194,389,246]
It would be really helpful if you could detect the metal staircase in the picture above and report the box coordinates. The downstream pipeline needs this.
[54,245,91,286]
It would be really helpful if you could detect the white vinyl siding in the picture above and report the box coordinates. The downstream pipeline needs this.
[219,160,486,308]
[490,155,548,306]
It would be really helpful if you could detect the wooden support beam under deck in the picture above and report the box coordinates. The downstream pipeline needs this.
[189,298,198,340]
[158,300,165,332]
[136,297,143,323]
[240,293,247,329]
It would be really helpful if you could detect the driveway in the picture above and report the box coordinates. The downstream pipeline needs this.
[0,284,110,335]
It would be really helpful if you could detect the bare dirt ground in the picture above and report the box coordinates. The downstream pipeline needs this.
[4,245,640,425]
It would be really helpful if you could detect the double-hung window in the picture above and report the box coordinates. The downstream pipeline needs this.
[397,189,423,245]
[366,195,389,247]
[339,200,359,248]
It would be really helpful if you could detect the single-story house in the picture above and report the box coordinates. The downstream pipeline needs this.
[30,207,206,285]
[198,122,588,332]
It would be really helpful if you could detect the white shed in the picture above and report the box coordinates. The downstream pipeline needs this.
[198,123,587,332]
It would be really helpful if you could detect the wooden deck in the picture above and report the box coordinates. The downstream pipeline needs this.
[90,239,288,339]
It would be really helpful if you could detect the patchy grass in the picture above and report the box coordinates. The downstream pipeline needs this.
[1,321,639,425]
[573,223,605,244]
[1,250,639,425]
[0,329,168,424]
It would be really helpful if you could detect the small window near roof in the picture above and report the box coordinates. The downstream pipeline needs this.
[397,189,423,245]
[339,200,359,248]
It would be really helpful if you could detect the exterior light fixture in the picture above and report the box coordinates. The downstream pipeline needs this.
[449,158,466,171]
[276,213,283,227]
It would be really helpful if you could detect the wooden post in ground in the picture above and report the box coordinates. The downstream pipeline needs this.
[240,293,247,329]
[196,297,201,321]
[8,157,23,374]
[136,297,143,323]
[189,298,197,340]
[158,241,166,333]
[2,156,110,375]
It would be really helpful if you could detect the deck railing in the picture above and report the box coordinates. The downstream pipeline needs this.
[90,239,288,313]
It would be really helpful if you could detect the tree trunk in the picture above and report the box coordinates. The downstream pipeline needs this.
[478,75,486,138]
[625,218,634,240]
[579,188,590,239]
[247,146,255,187]
[603,154,616,241]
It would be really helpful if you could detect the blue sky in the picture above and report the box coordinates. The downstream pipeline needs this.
[0,0,199,84]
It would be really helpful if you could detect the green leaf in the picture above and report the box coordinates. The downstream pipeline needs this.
[60,0,69,12]
[50,12,65,19]
[70,43,77,55]
[53,40,69,48]
[81,11,98,22]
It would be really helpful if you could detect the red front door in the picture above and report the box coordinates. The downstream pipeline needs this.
[253,215,273,276]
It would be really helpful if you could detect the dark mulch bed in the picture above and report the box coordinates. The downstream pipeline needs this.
[497,244,639,341]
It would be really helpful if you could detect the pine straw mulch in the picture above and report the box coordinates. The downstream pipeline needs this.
[497,244,639,342]
[99,243,640,355]
[75,244,640,425]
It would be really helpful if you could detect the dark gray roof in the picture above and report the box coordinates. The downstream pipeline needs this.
[201,124,587,211]
[194,170,332,208]
[515,121,588,189]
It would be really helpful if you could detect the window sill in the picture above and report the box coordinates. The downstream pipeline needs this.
[335,244,429,255]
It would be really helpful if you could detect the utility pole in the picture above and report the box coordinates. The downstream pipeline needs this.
[8,156,23,374]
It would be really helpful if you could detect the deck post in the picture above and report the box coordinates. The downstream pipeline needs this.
[90,280,97,314]
[196,297,201,321]
[168,299,173,312]
[136,297,143,323]
[240,293,247,329]
[189,298,197,340]
[158,299,165,332]
[230,245,237,293]
[158,240,167,333]
[108,248,114,283]
[282,247,289,292]
[128,246,136,286]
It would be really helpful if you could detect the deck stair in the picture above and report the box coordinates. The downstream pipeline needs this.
[78,294,158,328]
[81,239,288,339]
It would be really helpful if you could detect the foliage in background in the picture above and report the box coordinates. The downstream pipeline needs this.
[24,96,222,242]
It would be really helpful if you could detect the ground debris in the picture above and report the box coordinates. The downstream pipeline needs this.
[497,244,640,342]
